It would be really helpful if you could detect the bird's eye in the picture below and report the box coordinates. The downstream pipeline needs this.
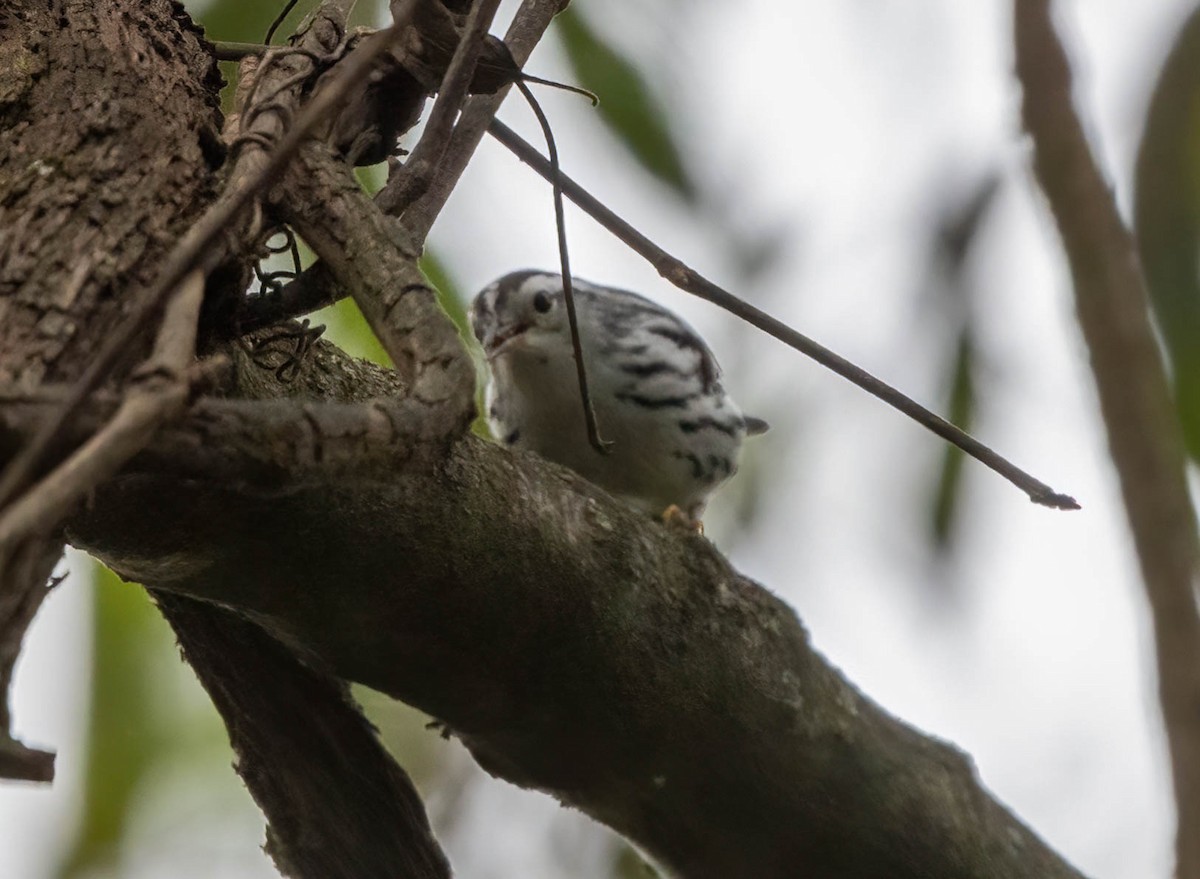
[532,291,553,314]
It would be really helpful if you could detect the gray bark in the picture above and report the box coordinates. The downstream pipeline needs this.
[56,340,1088,879]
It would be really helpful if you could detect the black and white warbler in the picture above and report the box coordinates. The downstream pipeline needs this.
[470,271,767,520]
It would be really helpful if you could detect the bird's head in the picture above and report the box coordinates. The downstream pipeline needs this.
[470,271,569,358]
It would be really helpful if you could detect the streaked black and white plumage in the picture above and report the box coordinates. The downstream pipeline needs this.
[470,271,767,519]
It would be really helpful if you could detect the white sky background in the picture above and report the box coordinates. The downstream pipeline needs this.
[0,1,1194,877]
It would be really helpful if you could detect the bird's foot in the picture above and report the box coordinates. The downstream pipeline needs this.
[661,504,703,535]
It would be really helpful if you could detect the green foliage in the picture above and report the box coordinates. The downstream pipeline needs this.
[554,8,695,200]
[918,175,997,552]
[1135,6,1200,462]
[187,0,285,45]
[313,297,395,365]
[353,687,449,792]
[187,0,385,43]
[929,330,975,549]
[57,567,184,877]
[419,249,470,337]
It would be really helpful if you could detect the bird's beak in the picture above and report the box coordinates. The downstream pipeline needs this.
[484,321,532,358]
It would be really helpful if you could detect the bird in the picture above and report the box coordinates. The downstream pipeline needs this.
[470,270,767,523]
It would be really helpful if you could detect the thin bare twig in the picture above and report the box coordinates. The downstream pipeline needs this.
[212,0,564,334]
[1014,1,1200,875]
[265,0,305,45]
[397,0,566,239]
[215,41,271,62]
[381,0,504,211]
[514,80,610,453]
[486,119,1079,510]
[0,272,204,549]
[0,18,405,513]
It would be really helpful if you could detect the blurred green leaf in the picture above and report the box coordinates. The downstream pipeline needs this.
[1135,5,1200,462]
[57,566,176,878]
[929,330,974,549]
[348,0,388,31]
[311,297,395,365]
[419,249,469,336]
[187,0,386,44]
[185,0,290,44]
[355,162,389,195]
[185,0,387,112]
[919,174,997,553]
[353,686,449,791]
[554,9,694,199]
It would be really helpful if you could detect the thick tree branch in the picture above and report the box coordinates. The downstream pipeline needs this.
[1,390,450,487]
[1014,3,1200,877]
[274,143,475,444]
[154,592,451,879]
[1,0,456,869]
[48,342,1089,879]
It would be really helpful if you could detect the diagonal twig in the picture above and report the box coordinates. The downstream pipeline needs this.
[0,272,204,551]
[1014,1,1200,875]
[393,0,566,239]
[0,269,203,775]
[486,119,1079,510]
[210,0,564,334]
[379,0,504,212]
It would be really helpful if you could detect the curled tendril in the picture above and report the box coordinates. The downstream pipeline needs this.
[239,318,326,383]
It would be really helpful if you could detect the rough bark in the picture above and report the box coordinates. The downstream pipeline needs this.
[0,1,453,875]
[0,0,222,388]
[155,592,451,879]
[0,0,222,780]
[33,338,1081,879]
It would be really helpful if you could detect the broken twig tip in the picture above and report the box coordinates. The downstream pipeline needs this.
[1031,490,1081,511]
[0,737,56,784]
